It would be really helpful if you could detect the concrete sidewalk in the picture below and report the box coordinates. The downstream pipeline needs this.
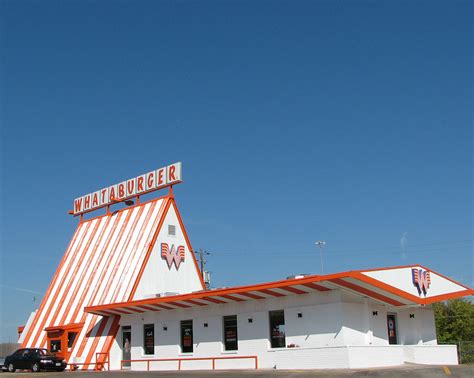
[1,364,473,377]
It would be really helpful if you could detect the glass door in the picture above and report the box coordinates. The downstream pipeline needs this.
[122,326,131,368]
[386,314,398,345]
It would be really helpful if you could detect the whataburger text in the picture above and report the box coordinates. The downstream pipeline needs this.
[73,162,182,215]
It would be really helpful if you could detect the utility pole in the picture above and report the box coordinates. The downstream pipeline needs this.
[194,249,211,288]
[315,241,326,274]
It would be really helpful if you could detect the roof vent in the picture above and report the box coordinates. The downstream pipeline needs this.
[286,274,310,280]
[154,292,179,298]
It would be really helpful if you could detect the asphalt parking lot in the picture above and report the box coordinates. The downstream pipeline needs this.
[0,365,473,378]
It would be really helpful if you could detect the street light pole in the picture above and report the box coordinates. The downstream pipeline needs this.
[315,241,326,274]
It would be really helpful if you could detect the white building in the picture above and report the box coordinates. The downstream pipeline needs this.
[18,163,473,371]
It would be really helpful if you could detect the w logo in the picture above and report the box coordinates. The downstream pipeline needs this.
[412,268,431,296]
[161,243,185,270]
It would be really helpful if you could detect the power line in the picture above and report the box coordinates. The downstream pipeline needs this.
[211,244,472,258]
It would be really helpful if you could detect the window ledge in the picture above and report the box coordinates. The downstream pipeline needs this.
[221,351,238,355]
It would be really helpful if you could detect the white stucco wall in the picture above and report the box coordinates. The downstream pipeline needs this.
[133,203,203,300]
[104,289,455,371]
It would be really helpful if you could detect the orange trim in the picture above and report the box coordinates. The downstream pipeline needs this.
[200,297,226,304]
[82,316,110,369]
[353,272,424,304]
[170,199,207,290]
[152,303,175,310]
[78,200,159,361]
[53,216,111,337]
[78,193,171,224]
[127,198,171,300]
[105,202,150,302]
[330,278,405,306]
[21,220,85,347]
[75,208,134,358]
[258,289,285,297]
[85,264,473,315]
[167,301,190,308]
[120,355,258,371]
[302,282,331,291]
[183,299,207,307]
[95,318,120,371]
[238,292,265,300]
[31,220,94,348]
[279,286,308,295]
[419,290,474,304]
[354,273,474,305]
[40,218,102,347]
[359,264,473,292]
[118,200,166,300]
[138,305,161,312]
[72,181,181,217]
[64,212,122,328]
[44,323,84,332]
[219,294,245,302]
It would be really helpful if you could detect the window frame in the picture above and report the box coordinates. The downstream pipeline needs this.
[269,310,286,348]
[180,320,193,353]
[223,315,238,351]
[143,324,155,355]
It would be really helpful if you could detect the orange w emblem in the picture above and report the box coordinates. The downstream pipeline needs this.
[161,243,185,270]
[412,268,431,296]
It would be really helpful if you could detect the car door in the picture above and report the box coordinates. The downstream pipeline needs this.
[19,349,31,369]
[9,349,23,369]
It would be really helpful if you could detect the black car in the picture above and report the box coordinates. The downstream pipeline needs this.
[3,348,67,372]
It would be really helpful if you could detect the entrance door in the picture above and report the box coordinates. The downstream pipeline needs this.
[387,314,398,345]
[122,326,131,368]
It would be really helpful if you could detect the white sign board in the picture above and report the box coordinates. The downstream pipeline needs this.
[73,162,182,215]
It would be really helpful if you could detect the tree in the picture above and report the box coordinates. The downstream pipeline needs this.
[433,298,474,363]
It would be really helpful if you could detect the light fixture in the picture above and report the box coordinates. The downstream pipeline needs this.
[125,200,134,206]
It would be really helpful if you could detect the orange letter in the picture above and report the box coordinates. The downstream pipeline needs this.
[74,198,83,213]
[147,172,155,190]
[157,169,165,187]
[118,183,125,198]
[137,176,144,192]
[92,193,99,207]
[168,165,176,181]
[101,188,108,204]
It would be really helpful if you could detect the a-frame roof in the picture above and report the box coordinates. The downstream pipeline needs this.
[20,193,201,369]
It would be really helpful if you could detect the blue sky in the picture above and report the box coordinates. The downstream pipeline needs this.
[0,0,472,342]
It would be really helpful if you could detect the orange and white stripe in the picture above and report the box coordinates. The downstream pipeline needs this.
[21,196,171,369]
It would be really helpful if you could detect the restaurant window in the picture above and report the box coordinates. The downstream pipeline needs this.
[67,332,77,349]
[269,310,286,348]
[180,320,193,353]
[143,324,155,355]
[223,315,238,351]
[50,339,61,353]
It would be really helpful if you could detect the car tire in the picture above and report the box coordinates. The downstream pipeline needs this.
[7,363,15,372]
[31,362,40,372]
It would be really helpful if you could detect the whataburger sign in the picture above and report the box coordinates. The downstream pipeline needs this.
[73,162,182,215]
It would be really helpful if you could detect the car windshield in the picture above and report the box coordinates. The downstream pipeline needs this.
[37,349,53,356]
